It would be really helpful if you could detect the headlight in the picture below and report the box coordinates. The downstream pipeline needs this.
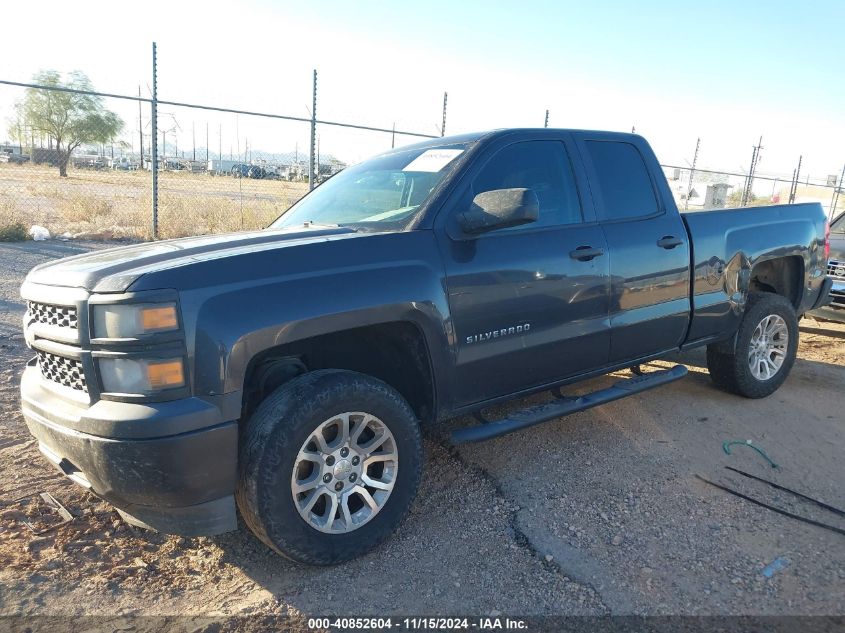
[99,357,185,394]
[92,303,179,338]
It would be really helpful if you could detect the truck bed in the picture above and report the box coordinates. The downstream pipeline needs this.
[681,202,828,345]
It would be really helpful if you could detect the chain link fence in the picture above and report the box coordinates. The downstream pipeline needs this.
[661,164,844,218]
[1,43,842,242]
[0,47,438,241]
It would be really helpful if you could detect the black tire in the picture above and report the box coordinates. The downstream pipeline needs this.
[706,292,799,398]
[236,369,423,565]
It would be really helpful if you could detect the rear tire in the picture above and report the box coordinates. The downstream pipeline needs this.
[236,369,423,565]
[706,292,798,398]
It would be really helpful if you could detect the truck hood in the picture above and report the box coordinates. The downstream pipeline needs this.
[25,225,357,293]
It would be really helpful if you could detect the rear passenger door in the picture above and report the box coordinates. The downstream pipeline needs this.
[575,133,691,363]
[437,135,611,407]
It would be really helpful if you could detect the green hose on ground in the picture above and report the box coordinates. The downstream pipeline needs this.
[722,439,779,469]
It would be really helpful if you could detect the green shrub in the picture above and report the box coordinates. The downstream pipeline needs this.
[0,222,28,242]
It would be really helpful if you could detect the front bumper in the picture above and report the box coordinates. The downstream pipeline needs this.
[21,364,238,536]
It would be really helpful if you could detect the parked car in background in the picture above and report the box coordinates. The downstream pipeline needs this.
[230,163,268,179]
[0,150,30,164]
[809,212,845,322]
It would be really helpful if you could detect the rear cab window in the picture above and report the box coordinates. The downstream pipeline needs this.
[584,140,660,221]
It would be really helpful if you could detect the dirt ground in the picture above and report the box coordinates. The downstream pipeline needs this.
[0,240,843,625]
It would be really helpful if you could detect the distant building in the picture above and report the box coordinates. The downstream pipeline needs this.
[0,143,23,155]
[704,183,731,208]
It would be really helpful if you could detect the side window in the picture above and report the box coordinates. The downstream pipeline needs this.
[472,141,582,228]
[831,214,845,234]
[585,141,659,220]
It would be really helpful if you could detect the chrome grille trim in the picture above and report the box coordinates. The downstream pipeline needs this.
[28,301,78,329]
[35,350,87,393]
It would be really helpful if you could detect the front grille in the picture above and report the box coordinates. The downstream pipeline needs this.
[28,301,78,329]
[36,350,87,393]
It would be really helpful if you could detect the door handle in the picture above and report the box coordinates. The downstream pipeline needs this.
[569,245,605,261]
[657,235,683,249]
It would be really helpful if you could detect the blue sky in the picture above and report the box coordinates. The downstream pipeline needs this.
[1,0,843,177]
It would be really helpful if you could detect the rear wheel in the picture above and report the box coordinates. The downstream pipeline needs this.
[706,292,799,398]
[236,369,423,565]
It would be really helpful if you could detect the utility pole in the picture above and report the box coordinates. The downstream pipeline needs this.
[685,138,700,211]
[391,123,396,149]
[830,163,845,219]
[441,92,448,137]
[151,42,159,239]
[206,122,209,163]
[192,122,196,162]
[309,69,317,191]
[544,110,549,128]
[789,155,802,204]
[741,136,762,207]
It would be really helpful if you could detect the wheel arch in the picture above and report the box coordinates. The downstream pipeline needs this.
[748,255,804,309]
[237,318,438,426]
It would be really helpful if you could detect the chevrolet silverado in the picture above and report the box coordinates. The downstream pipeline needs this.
[19,129,832,565]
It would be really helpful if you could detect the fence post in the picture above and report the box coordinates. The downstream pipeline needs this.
[441,92,448,137]
[151,42,159,239]
[309,69,317,191]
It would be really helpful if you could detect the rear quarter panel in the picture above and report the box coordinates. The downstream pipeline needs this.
[681,203,828,344]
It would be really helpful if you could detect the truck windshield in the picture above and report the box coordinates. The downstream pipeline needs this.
[270,143,469,232]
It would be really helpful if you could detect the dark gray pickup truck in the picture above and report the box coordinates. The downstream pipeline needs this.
[19,129,832,564]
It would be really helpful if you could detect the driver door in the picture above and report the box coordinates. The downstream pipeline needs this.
[436,136,611,407]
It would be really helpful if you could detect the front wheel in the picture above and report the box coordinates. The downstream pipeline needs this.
[706,292,799,398]
[236,370,423,565]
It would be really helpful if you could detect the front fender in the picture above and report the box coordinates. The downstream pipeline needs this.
[181,239,452,407]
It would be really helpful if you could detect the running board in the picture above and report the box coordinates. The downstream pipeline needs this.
[450,365,688,444]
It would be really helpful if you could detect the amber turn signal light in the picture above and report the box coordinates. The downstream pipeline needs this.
[141,306,179,332]
[146,359,185,389]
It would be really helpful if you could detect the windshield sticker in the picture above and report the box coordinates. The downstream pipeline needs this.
[403,149,464,173]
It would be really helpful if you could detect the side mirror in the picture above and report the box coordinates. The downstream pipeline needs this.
[457,188,539,236]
